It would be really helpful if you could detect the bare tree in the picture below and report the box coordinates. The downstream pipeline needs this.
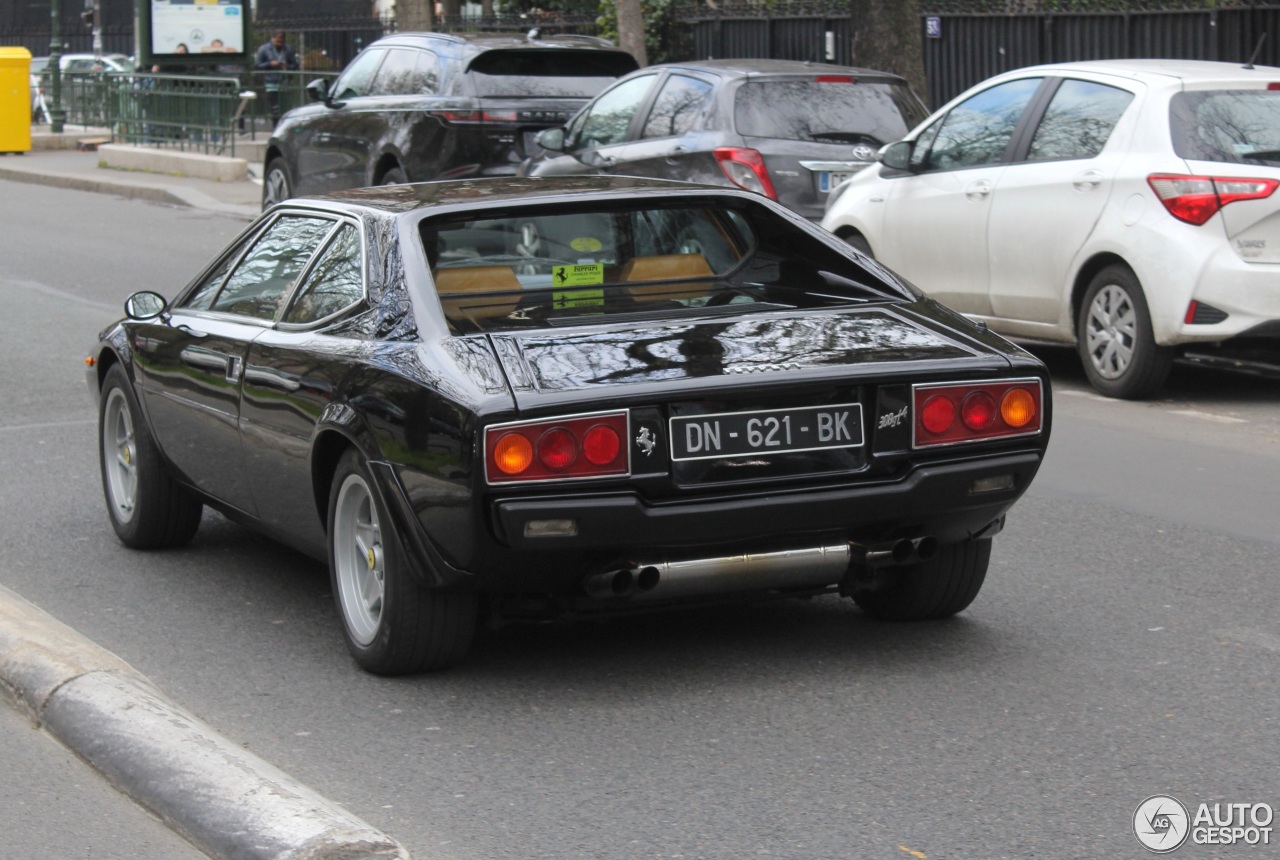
[616,0,648,67]
[849,0,928,105]
[396,0,434,32]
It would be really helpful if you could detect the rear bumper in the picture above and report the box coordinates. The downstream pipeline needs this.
[491,450,1043,553]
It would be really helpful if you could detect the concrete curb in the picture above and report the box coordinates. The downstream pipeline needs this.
[0,163,261,220]
[0,585,410,860]
[0,163,188,207]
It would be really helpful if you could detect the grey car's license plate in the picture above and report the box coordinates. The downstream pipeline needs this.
[670,403,864,461]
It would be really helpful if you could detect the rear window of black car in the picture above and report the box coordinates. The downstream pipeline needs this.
[421,198,908,333]
[1170,89,1280,165]
[734,77,927,146]
[465,50,639,98]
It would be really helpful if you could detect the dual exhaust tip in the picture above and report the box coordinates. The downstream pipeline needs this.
[852,536,938,568]
[584,565,661,598]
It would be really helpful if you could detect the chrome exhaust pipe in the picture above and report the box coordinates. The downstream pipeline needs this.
[613,542,852,601]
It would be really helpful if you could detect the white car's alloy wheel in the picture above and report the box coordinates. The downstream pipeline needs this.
[1083,282,1137,380]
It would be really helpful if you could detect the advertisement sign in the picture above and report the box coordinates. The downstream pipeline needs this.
[141,0,251,65]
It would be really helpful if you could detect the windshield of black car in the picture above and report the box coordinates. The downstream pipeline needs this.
[1170,89,1280,165]
[466,50,638,98]
[421,198,908,333]
[734,78,928,145]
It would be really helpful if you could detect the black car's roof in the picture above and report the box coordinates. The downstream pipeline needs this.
[648,58,910,82]
[369,31,628,57]
[291,176,764,217]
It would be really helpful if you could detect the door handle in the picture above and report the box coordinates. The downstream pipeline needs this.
[598,155,616,169]
[666,146,687,165]
[1073,169,1104,191]
[179,346,231,373]
[964,180,993,201]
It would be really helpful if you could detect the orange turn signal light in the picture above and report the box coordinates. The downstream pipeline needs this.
[493,432,534,475]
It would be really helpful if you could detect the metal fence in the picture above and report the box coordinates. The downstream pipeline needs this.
[921,5,1280,106]
[673,1,1280,108]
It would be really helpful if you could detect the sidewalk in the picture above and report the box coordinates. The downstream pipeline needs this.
[0,585,410,860]
[0,127,263,220]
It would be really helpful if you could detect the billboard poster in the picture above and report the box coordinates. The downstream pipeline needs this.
[149,0,247,57]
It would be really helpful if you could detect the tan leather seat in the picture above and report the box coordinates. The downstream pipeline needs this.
[619,254,713,301]
[433,265,521,322]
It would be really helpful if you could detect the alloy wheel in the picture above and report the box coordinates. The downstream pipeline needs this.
[1083,283,1137,380]
[102,388,138,524]
[333,473,385,646]
[263,169,289,207]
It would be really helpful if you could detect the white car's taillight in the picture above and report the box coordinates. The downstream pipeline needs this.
[1148,173,1280,225]
[714,147,778,199]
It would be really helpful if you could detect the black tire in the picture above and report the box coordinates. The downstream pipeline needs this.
[380,166,407,185]
[261,157,292,210]
[852,539,991,621]
[842,232,874,259]
[98,364,203,549]
[328,449,477,674]
[1076,264,1173,400]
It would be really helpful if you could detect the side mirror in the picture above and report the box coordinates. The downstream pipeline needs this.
[879,140,914,172]
[536,127,566,153]
[305,78,330,103]
[124,291,168,320]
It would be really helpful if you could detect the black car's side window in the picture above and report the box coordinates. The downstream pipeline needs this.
[569,74,656,149]
[184,246,242,310]
[282,224,365,325]
[640,74,714,140]
[415,50,442,94]
[332,48,387,100]
[370,49,420,96]
[210,216,336,321]
[920,78,1042,172]
[1026,79,1134,161]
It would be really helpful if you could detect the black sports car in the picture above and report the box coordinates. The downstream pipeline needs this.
[88,176,1051,675]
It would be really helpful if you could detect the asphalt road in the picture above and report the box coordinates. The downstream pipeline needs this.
[2,182,1278,859]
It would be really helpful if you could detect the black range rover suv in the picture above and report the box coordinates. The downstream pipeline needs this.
[261,32,638,208]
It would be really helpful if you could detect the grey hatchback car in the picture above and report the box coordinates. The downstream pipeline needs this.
[522,59,929,220]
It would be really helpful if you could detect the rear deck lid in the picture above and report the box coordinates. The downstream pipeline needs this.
[489,306,1004,410]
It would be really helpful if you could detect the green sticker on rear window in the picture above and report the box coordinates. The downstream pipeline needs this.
[552,263,605,287]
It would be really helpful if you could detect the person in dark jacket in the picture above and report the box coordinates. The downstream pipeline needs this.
[254,30,298,125]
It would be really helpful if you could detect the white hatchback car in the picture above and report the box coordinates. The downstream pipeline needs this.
[822,59,1280,398]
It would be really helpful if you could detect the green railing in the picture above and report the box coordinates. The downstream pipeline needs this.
[46,69,339,156]
[115,74,246,153]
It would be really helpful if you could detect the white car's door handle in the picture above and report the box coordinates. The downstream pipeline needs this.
[964,180,992,201]
[1073,170,1104,191]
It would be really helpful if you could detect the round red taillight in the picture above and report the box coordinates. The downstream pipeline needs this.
[960,391,996,431]
[582,424,621,465]
[537,427,578,471]
[921,394,956,435]
[493,432,533,475]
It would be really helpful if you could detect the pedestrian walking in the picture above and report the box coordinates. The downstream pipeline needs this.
[254,29,298,126]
